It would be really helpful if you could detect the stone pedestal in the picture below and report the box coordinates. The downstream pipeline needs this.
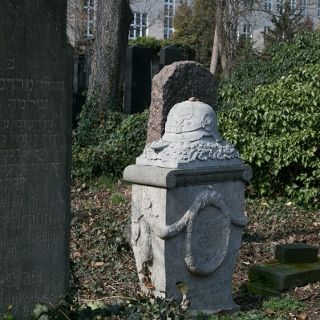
[124,100,252,314]
[124,164,251,313]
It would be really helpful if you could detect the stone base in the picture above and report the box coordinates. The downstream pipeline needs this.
[187,303,240,316]
[246,282,281,297]
[248,261,320,295]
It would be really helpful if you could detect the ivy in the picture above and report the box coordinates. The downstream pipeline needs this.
[219,63,320,208]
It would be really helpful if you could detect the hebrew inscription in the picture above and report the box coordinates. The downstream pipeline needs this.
[0,1,72,318]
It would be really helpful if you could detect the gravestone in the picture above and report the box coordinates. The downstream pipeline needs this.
[248,243,320,296]
[124,45,152,114]
[159,45,184,70]
[0,1,72,318]
[124,100,252,314]
[146,61,217,144]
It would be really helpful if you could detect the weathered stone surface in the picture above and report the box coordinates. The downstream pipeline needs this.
[0,1,72,318]
[146,61,217,144]
[275,243,318,264]
[249,262,320,292]
[123,164,252,189]
[141,101,241,168]
[124,100,250,314]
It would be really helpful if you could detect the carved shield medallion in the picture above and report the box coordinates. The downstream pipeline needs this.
[185,205,231,276]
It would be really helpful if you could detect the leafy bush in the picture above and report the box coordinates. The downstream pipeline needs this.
[75,97,125,147]
[128,37,163,59]
[219,31,320,110]
[73,110,149,180]
[219,64,320,207]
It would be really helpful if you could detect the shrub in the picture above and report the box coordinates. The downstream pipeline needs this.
[73,110,149,180]
[128,37,162,59]
[219,64,320,207]
[74,96,125,147]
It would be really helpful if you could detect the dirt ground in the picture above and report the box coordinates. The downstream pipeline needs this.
[70,181,320,319]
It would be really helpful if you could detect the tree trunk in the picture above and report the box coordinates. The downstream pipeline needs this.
[210,19,221,75]
[209,0,233,78]
[210,0,225,75]
[88,0,132,112]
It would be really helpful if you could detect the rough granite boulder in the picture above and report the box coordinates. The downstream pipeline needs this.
[146,61,217,144]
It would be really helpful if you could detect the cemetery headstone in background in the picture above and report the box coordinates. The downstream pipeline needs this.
[146,61,217,144]
[159,45,185,70]
[0,1,72,318]
[248,243,320,296]
[124,45,152,114]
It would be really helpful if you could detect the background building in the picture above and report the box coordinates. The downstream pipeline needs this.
[239,0,320,50]
[68,0,320,52]
[67,0,193,47]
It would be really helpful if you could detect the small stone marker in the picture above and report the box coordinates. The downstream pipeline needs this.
[0,1,72,318]
[248,243,320,296]
[124,45,152,114]
[146,61,217,144]
[124,100,252,314]
[275,243,318,263]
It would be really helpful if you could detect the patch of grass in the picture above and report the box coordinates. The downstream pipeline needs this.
[262,296,304,313]
[89,175,118,192]
[111,193,126,205]
[208,310,269,320]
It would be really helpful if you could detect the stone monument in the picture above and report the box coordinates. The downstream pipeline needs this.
[124,45,152,114]
[146,61,217,144]
[159,45,185,70]
[0,1,72,318]
[124,100,252,314]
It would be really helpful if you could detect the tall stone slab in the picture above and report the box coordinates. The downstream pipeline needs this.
[146,61,217,144]
[124,45,152,114]
[0,1,72,318]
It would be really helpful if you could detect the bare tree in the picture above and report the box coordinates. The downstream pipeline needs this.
[210,0,248,78]
[209,0,313,77]
[87,0,133,112]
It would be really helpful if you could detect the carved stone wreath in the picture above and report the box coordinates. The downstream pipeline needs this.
[137,139,240,166]
[133,187,247,277]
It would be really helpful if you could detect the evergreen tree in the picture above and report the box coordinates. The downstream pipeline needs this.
[265,0,310,46]
[173,0,216,66]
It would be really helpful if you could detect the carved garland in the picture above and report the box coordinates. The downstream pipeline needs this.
[151,187,247,276]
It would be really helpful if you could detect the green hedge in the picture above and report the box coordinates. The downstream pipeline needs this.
[219,64,320,207]
[73,110,149,179]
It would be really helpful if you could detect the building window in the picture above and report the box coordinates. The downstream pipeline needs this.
[84,0,95,39]
[263,26,272,43]
[264,0,272,11]
[129,12,148,39]
[178,0,192,4]
[276,0,283,12]
[164,0,175,39]
[242,24,252,39]
[277,0,296,11]
[300,0,307,14]
[290,0,296,10]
